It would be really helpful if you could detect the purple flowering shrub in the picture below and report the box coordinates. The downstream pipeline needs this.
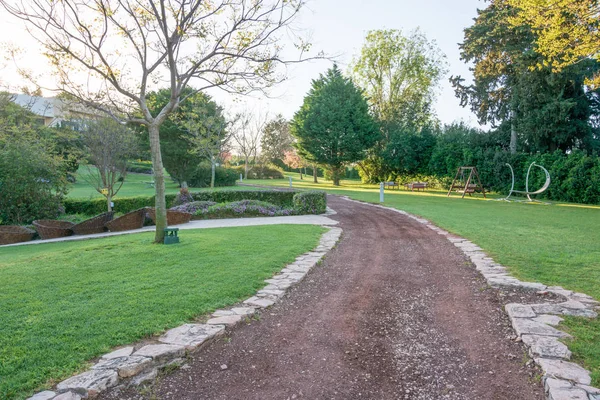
[171,188,194,206]
[195,200,296,219]
[170,201,216,214]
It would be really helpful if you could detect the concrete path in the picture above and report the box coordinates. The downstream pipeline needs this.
[1,213,338,248]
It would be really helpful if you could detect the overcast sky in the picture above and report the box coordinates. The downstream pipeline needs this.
[0,0,484,127]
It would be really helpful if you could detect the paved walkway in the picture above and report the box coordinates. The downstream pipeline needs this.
[99,196,544,400]
[1,213,338,248]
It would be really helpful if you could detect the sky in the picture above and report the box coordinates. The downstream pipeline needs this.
[0,0,485,127]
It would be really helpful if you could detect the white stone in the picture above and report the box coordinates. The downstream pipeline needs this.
[536,358,592,385]
[506,303,536,318]
[130,367,158,386]
[27,391,57,400]
[244,297,275,308]
[576,384,600,395]
[101,346,134,360]
[92,355,152,378]
[212,309,234,317]
[522,335,572,359]
[532,302,598,318]
[53,392,82,400]
[532,314,564,326]
[257,289,285,297]
[206,315,244,326]
[231,307,256,316]
[134,343,186,360]
[547,387,589,400]
[56,369,118,395]
[158,324,224,350]
[511,318,571,338]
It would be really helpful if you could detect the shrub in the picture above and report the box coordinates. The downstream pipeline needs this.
[0,139,68,224]
[187,165,238,187]
[170,201,216,214]
[188,190,297,207]
[172,188,194,206]
[64,194,177,215]
[234,164,284,179]
[195,200,295,219]
[127,161,153,174]
[293,191,327,214]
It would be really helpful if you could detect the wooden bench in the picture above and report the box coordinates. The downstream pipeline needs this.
[383,181,399,190]
[404,182,428,192]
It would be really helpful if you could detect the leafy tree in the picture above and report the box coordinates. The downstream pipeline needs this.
[147,89,226,189]
[261,115,294,162]
[282,149,307,179]
[507,0,600,85]
[1,0,319,242]
[452,0,600,153]
[291,65,378,186]
[81,119,138,212]
[0,139,68,225]
[350,29,446,182]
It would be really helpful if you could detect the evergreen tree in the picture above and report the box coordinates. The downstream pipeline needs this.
[291,65,378,186]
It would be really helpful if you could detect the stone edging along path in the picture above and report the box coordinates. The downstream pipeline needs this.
[341,196,600,400]
[27,226,343,400]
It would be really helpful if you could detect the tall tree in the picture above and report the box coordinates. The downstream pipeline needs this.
[147,88,225,189]
[291,65,378,186]
[260,114,293,162]
[1,0,318,242]
[452,0,600,153]
[350,29,446,182]
[507,0,600,85]
[81,119,138,212]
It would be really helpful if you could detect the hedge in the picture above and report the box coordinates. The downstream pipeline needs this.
[293,191,327,214]
[63,189,305,215]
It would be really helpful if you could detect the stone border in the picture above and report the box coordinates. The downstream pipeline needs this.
[341,197,600,400]
[28,226,342,400]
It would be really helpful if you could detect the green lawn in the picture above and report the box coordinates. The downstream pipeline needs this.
[252,172,600,385]
[68,166,253,199]
[0,224,325,399]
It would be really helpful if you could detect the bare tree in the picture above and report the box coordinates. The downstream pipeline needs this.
[232,111,267,179]
[183,105,232,189]
[81,118,138,212]
[1,0,320,242]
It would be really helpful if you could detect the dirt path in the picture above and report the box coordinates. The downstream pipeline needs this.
[100,196,544,400]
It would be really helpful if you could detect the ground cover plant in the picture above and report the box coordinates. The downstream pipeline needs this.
[251,173,600,385]
[195,200,295,219]
[0,224,325,399]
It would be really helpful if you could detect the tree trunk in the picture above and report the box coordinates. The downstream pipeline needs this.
[299,168,303,180]
[510,113,517,154]
[313,164,318,183]
[210,157,216,188]
[148,124,167,243]
[106,194,112,212]
[244,156,249,179]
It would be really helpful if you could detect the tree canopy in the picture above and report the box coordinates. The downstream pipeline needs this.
[291,65,378,185]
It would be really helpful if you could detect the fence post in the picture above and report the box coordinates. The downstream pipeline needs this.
[380,182,384,203]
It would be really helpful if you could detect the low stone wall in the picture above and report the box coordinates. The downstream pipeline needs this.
[28,227,343,400]
[342,197,600,400]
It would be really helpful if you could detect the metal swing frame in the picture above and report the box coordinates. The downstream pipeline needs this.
[500,162,551,203]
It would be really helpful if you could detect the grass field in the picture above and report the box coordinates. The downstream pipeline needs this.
[67,166,252,199]
[251,172,600,385]
[0,224,324,399]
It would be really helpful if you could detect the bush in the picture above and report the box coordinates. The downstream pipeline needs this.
[234,164,284,179]
[64,194,177,215]
[187,190,298,208]
[64,190,298,215]
[170,201,216,214]
[127,161,153,174]
[187,165,238,187]
[0,139,68,224]
[171,188,194,206]
[195,200,295,219]
[293,191,327,214]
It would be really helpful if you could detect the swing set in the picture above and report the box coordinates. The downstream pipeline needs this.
[447,166,486,198]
